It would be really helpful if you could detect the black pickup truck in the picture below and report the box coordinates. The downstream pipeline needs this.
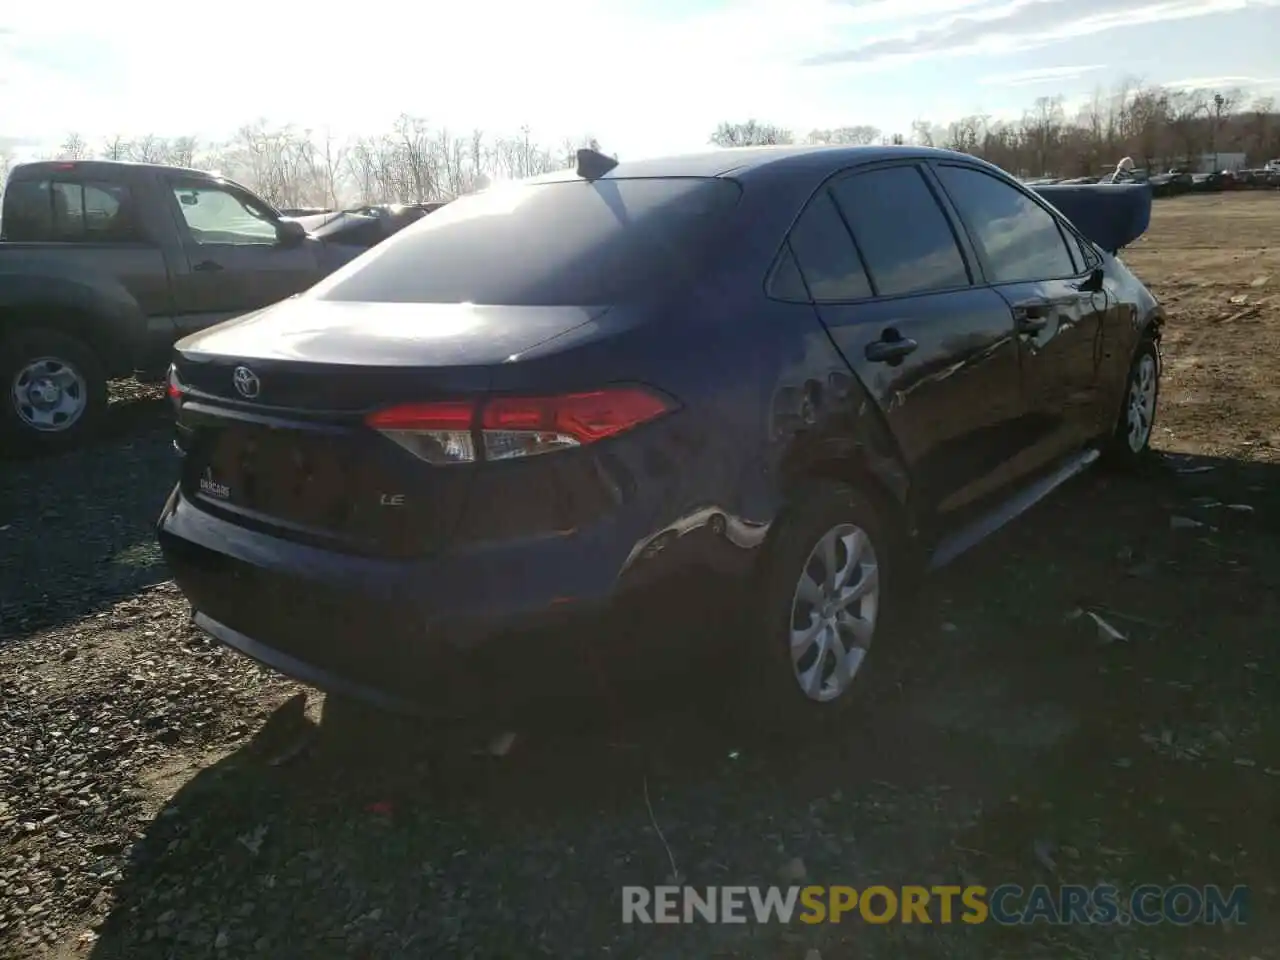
[0,160,375,451]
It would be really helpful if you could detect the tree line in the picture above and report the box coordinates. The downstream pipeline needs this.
[712,80,1280,178]
[0,119,604,209]
[2,79,1278,208]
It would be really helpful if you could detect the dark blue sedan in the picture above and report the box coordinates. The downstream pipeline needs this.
[158,144,1163,724]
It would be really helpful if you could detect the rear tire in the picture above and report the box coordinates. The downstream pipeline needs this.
[0,326,107,454]
[1102,334,1160,469]
[740,481,902,735]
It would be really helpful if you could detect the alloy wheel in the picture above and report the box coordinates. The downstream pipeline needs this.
[788,523,880,702]
[1126,352,1157,452]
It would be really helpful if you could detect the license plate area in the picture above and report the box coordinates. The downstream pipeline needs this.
[196,424,360,531]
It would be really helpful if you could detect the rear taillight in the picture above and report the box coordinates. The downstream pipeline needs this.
[166,364,185,412]
[364,386,675,464]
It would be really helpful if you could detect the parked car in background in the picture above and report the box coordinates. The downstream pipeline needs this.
[0,160,373,451]
[1099,167,1149,184]
[283,201,450,250]
[158,145,1163,727]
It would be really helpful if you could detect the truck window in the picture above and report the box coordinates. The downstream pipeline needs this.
[171,184,278,246]
[0,179,142,243]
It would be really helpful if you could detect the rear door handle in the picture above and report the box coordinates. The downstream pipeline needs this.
[1013,301,1050,332]
[865,335,919,363]
[193,260,224,272]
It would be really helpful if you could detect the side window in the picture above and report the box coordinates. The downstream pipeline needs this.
[171,184,279,246]
[933,165,1078,283]
[0,181,56,240]
[1074,233,1099,270]
[784,191,872,302]
[829,166,970,297]
[767,244,810,301]
[0,180,140,242]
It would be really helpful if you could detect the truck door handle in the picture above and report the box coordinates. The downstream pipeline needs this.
[193,260,224,272]
[864,332,918,363]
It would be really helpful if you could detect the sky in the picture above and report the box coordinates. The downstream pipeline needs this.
[2,0,1279,160]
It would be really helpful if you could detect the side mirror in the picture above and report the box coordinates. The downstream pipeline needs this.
[1080,266,1105,293]
[276,219,307,246]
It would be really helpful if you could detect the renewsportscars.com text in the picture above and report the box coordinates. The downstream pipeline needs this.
[622,884,1249,926]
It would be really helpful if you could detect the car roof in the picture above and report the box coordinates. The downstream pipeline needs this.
[530,144,991,183]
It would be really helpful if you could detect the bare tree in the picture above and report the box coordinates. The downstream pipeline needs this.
[168,136,200,167]
[1246,97,1276,162]
[22,78,1280,214]
[1166,88,1209,166]
[909,119,939,147]
[56,133,93,160]
[101,135,130,161]
[127,134,172,163]
[806,125,880,145]
[710,120,793,147]
[944,116,986,155]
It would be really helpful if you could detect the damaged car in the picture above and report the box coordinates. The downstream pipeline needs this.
[158,146,1162,728]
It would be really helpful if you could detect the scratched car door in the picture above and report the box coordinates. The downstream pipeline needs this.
[930,161,1110,472]
[797,162,1029,518]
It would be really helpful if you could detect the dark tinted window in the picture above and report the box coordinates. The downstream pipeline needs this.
[1,179,141,242]
[934,165,1077,283]
[316,178,741,305]
[786,191,872,301]
[767,245,810,301]
[829,166,969,297]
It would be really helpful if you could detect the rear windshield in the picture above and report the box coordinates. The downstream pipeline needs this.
[314,177,742,306]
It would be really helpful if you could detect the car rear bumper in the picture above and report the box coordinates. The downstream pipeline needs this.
[156,484,751,715]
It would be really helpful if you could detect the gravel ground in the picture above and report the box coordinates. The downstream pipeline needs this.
[4,198,1280,959]
[3,406,1278,960]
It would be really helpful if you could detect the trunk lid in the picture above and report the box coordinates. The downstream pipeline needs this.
[176,297,608,371]
[172,299,609,558]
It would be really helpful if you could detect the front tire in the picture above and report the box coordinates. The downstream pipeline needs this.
[744,481,900,730]
[1103,334,1160,467]
[0,327,107,454]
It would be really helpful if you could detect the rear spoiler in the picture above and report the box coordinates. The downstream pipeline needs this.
[1028,182,1152,255]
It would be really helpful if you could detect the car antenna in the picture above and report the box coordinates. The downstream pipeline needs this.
[576,147,618,180]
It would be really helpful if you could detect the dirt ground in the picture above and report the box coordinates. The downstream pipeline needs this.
[2,192,1280,960]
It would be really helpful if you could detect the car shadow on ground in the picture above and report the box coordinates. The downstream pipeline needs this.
[80,450,1280,959]
[0,396,172,648]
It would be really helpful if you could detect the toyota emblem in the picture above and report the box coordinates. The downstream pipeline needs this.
[232,365,261,399]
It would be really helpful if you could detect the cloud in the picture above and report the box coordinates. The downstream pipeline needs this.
[978,64,1105,86]
[1162,75,1280,88]
[802,0,1280,67]
[0,0,876,159]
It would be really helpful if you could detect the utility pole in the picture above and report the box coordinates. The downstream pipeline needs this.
[1212,93,1226,171]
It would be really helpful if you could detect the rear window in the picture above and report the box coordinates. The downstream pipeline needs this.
[315,177,742,306]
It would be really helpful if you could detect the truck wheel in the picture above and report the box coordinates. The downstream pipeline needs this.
[0,327,108,453]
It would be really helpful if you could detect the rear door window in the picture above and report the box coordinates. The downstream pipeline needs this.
[782,190,873,302]
[766,245,811,302]
[828,166,970,297]
[932,164,1078,283]
[0,179,142,242]
[315,177,742,306]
